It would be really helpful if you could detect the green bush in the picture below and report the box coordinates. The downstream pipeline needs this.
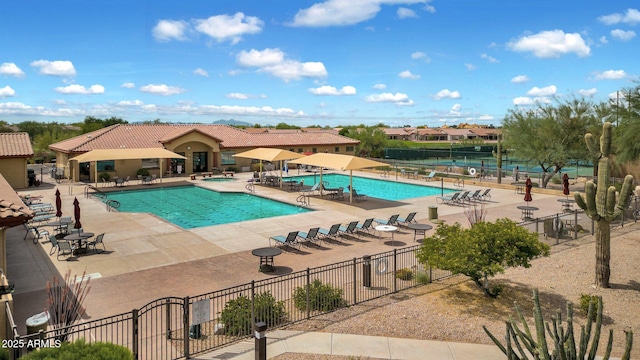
[0,346,9,360]
[395,268,413,281]
[293,279,347,312]
[136,168,150,176]
[20,339,133,359]
[219,291,287,336]
[580,294,601,322]
[550,175,561,184]
[225,166,238,173]
[98,172,111,181]
[415,271,431,285]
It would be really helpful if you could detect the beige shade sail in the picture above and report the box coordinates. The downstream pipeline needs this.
[233,148,305,188]
[288,153,388,203]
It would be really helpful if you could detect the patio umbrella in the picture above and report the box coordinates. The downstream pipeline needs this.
[55,188,62,218]
[233,148,305,188]
[524,177,533,204]
[288,153,388,203]
[562,173,570,198]
[73,197,82,230]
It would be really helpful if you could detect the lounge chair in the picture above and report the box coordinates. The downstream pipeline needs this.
[457,191,471,204]
[338,221,359,238]
[319,224,341,240]
[436,192,460,205]
[468,189,483,202]
[300,182,320,195]
[356,218,375,234]
[269,231,300,249]
[480,188,492,201]
[87,233,106,253]
[297,227,321,245]
[348,187,367,202]
[423,171,437,181]
[397,212,417,226]
[374,214,399,226]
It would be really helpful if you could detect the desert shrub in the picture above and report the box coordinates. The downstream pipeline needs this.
[580,294,601,322]
[0,347,9,360]
[395,268,413,281]
[293,279,347,312]
[98,172,111,182]
[225,166,238,173]
[136,168,149,176]
[550,175,561,184]
[415,271,431,285]
[219,291,287,336]
[20,339,133,359]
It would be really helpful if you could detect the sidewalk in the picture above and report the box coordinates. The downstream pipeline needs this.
[196,330,505,360]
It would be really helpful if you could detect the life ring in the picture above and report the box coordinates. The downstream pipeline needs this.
[468,167,477,176]
[375,258,388,275]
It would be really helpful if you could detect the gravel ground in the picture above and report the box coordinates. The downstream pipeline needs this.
[275,224,640,360]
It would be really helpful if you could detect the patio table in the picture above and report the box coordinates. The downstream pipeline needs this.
[375,225,398,245]
[407,223,433,242]
[64,232,95,254]
[251,247,282,272]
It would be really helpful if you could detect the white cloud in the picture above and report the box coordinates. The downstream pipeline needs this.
[237,48,327,81]
[194,12,263,44]
[527,85,556,96]
[464,63,476,71]
[600,36,608,44]
[507,30,590,58]
[611,29,636,41]
[152,20,189,41]
[594,70,627,80]
[598,8,640,25]
[372,83,386,90]
[480,53,498,63]
[121,82,135,88]
[511,75,530,84]
[411,51,426,59]
[399,70,420,79]
[117,100,144,106]
[194,68,209,77]
[226,92,249,100]
[513,97,535,106]
[365,92,414,106]
[578,88,597,97]
[55,84,105,95]
[290,0,427,27]
[424,2,436,13]
[432,89,461,100]
[397,7,417,19]
[449,103,462,115]
[309,85,356,95]
[0,63,25,77]
[478,114,494,121]
[0,85,16,98]
[140,84,185,96]
[30,60,76,76]
[198,104,305,117]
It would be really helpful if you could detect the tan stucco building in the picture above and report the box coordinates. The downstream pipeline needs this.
[0,133,34,189]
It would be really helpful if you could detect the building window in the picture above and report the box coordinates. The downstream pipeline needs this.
[312,148,317,153]
[221,151,236,165]
[97,160,115,171]
[289,148,295,152]
[141,158,159,169]
[298,148,303,153]
[335,147,339,152]
[346,146,354,152]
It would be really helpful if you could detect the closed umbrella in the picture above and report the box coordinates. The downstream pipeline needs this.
[562,173,570,198]
[73,197,82,230]
[55,188,62,218]
[524,177,533,204]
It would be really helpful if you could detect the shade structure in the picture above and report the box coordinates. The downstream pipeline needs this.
[73,197,81,229]
[562,173,570,197]
[524,177,533,203]
[233,148,305,188]
[288,153,388,203]
[70,148,187,187]
[55,188,62,218]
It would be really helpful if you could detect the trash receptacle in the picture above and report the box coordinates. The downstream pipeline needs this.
[428,206,438,221]
[27,169,36,186]
[26,311,49,335]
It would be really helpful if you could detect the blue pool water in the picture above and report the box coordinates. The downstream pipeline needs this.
[105,186,311,229]
[286,173,453,201]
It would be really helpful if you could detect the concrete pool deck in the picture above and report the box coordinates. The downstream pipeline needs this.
[10,170,571,333]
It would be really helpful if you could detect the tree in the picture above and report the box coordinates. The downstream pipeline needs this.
[345,126,388,158]
[503,98,600,187]
[575,122,634,288]
[274,122,301,130]
[80,116,127,133]
[611,84,640,163]
[416,219,550,297]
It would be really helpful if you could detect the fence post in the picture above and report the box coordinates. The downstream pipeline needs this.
[352,258,357,305]
[574,211,578,240]
[393,249,397,293]
[305,268,311,320]
[555,214,560,245]
[166,298,172,339]
[251,280,256,328]
[132,309,138,359]
[591,218,595,235]
[535,218,539,234]
[183,296,190,359]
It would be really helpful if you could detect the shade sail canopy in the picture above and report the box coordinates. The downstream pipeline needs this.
[70,148,186,163]
[288,153,387,170]
[233,148,305,162]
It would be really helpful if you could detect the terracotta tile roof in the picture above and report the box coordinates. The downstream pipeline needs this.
[0,132,33,158]
[469,128,501,137]
[0,174,34,227]
[49,124,359,153]
[381,128,413,135]
[416,128,446,135]
[439,128,474,136]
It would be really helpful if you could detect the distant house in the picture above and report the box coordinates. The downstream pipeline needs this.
[0,133,34,189]
[439,128,476,141]
[469,128,501,140]
[380,128,414,140]
[49,124,360,182]
[415,128,447,141]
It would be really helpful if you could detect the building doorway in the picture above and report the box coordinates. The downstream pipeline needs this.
[171,153,186,175]
[193,152,208,172]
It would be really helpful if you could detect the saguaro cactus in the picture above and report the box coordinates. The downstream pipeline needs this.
[492,135,503,184]
[574,122,634,288]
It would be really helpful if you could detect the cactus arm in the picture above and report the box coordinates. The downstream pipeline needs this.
[621,330,633,360]
[587,298,604,360]
[600,122,612,156]
[582,182,599,220]
[566,303,576,359]
[584,133,600,159]
[533,290,551,360]
[604,186,617,222]
[601,329,613,360]
[579,325,588,359]
[613,175,635,219]
[574,192,588,211]
[483,324,509,356]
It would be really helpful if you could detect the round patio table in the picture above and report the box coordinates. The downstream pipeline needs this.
[516,206,539,220]
[251,247,282,272]
[407,223,433,241]
[375,225,398,245]
[64,232,95,254]
[557,198,576,212]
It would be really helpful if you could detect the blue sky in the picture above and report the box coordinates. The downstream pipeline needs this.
[1,1,638,128]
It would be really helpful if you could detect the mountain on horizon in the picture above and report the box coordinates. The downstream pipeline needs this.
[213,119,253,127]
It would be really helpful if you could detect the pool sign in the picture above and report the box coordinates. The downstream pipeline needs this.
[192,299,210,325]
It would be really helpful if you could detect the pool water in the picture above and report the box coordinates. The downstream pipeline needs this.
[104,186,311,229]
[203,177,235,182]
[286,173,453,201]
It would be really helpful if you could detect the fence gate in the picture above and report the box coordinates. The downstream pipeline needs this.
[135,297,186,360]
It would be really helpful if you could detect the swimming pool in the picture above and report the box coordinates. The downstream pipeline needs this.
[104,186,311,229]
[203,177,235,182]
[286,173,453,201]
